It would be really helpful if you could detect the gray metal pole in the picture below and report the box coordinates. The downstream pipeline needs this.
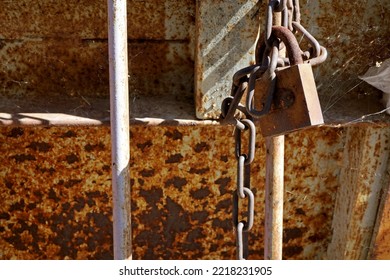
[108,0,132,260]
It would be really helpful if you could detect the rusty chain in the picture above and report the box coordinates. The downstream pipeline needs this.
[233,119,255,259]
[220,0,327,260]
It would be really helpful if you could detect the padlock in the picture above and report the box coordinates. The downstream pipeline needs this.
[254,26,324,137]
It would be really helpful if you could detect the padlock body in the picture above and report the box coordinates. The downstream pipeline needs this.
[256,63,323,136]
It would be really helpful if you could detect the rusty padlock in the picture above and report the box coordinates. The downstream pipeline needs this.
[253,26,324,137]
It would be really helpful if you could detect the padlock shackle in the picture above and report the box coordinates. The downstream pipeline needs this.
[256,26,303,67]
[270,26,303,66]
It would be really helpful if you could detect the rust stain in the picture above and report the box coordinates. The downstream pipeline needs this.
[128,0,194,40]
[0,39,109,99]
[128,42,193,98]
[302,0,390,120]
[371,186,390,259]
[0,1,389,261]
[0,1,107,39]
[0,1,194,117]
[283,127,345,259]
[0,125,346,259]
[130,125,345,260]
[326,124,390,259]
[0,0,193,40]
[0,126,113,259]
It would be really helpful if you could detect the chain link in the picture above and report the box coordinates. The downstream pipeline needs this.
[247,39,279,118]
[262,0,326,67]
[233,119,255,260]
[220,0,327,260]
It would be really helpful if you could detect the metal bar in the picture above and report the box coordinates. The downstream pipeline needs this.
[108,0,132,260]
[264,136,284,260]
[264,10,284,261]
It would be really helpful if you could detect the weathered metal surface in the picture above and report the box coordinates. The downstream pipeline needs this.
[130,125,345,259]
[0,0,193,40]
[282,126,345,259]
[195,0,260,119]
[1,0,389,123]
[370,182,390,259]
[1,125,344,259]
[328,125,390,259]
[0,1,194,122]
[298,0,390,122]
[195,0,390,121]
[0,39,109,99]
[257,64,324,137]
[128,42,193,97]
[128,0,195,41]
[0,1,107,39]
[0,40,192,100]
[0,0,389,261]
[0,126,113,259]
[0,39,193,126]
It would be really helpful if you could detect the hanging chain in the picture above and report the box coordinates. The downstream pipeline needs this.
[233,119,255,260]
[220,0,327,260]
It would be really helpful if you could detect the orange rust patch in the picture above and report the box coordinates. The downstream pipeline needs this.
[0,125,345,259]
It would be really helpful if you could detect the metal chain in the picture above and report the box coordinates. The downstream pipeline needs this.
[233,119,255,260]
[220,0,327,260]
[246,40,279,118]
[262,0,326,67]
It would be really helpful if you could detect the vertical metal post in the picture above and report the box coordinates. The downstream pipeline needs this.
[264,10,284,261]
[264,136,284,260]
[108,0,132,260]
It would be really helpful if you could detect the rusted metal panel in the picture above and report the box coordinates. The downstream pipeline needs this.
[128,0,195,41]
[282,126,345,259]
[294,0,390,122]
[195,0,260,119]
[0,39,109,99]
[130,125,344,259]
[0,1,195,124]
[130,126,239,259]
[327,124,390,259]
[1,0,388,123]
[1,125,344,259]
[0,1,107,39]
[370,182,390,259]
[0,1,388,261]
[0,40,192,107]
[195,0,390,121]
[0,0,193,40]
[128,41,193,97]
[0,126,113,259]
